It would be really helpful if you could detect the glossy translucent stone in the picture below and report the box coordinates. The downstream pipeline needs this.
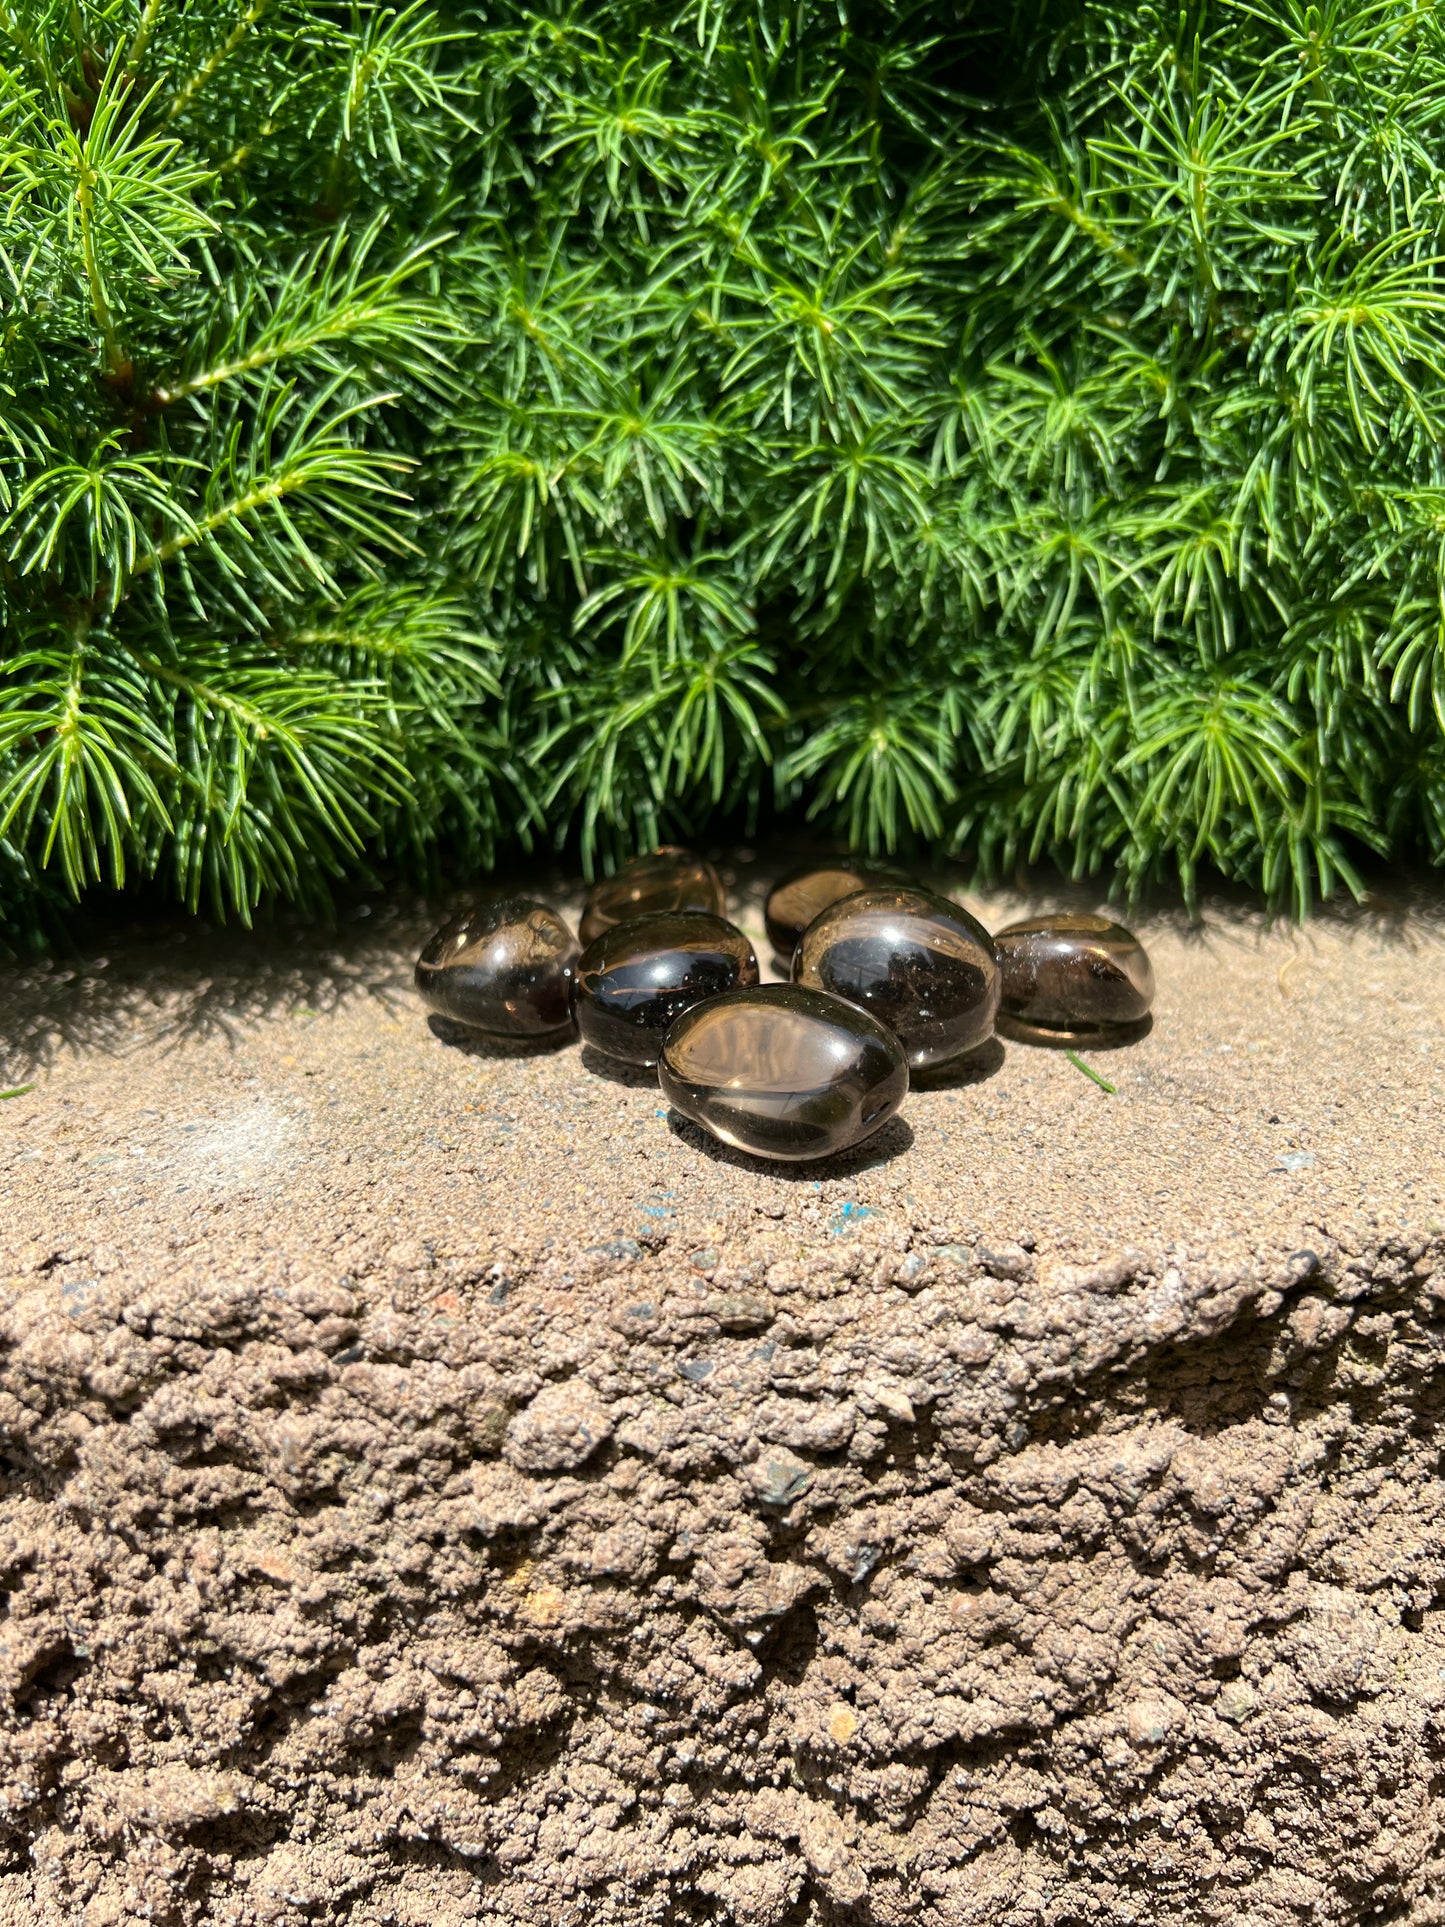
[573,911,759,1067]
[792,886,999,1069]
[415,898,578,1037]
[659,984,908,1162]
[993,913,1154,1043]
[763,858,911,959]
[578,846,726,945]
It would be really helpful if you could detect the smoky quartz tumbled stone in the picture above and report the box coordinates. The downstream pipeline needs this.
[994,913,1155,1044]
[792,886,999,1069]
[415,898,579,1037]
[578,846,726,945]
[764,858,911,959]
[660,984,908,1162]
[573,911,759,1067]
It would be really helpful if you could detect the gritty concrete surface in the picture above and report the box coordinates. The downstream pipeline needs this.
[1,854,1443,1926]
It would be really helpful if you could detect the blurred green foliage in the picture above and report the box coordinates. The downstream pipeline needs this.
[4,0,1445,940]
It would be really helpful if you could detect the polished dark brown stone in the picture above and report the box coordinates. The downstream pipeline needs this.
[763,858,912,959]
[994,913,1154,1044]
[415,898,578,1037]
[659,983,908,1162]
[573,911,758,1067]
[792,887,999,1069]
[578,847,726,945]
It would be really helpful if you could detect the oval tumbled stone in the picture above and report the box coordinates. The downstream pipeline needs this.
[764,858,911,960]
[578,846,726,945]
[994,913,1154,1044]
[792,886,999,1069]
[415,897,578,1037]
[660,984,908,1162]
[574,911,759,1067]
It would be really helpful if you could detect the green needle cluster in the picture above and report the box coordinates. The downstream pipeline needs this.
[3,0,1445,946]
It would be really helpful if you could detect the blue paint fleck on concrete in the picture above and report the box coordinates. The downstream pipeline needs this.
[829,1201,873,1236]
[637,1192,678,1245]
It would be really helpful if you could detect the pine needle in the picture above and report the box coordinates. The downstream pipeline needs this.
[1065,1052,1116,1095]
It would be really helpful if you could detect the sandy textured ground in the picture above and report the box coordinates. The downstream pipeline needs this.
[1,853,1443,1926]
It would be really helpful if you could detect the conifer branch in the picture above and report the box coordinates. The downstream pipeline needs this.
[76,153,124,378]
[123,0,165,82]
[3,0,1445,947]
[163,0,271,124]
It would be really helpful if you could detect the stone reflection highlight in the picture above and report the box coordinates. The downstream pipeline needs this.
[764,858,912,959]
[660,984,908,1161]
[573,911,759,1067]
[792,886,999,1068]
[415,898,579,1038]
[578,846,726,945]
[994,913,1154,1044]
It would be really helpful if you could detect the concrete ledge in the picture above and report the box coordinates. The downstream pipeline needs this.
[1,871,1442,1925]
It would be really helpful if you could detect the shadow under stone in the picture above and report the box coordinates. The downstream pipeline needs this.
[579,1044,662,1089]
[910,1035,1006,1089]
[995,1013,1154,1051]
[665,1108,915,1177]
[427,1014,579,1059]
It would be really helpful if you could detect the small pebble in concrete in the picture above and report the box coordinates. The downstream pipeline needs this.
[504,1379,614,1472]
[748,1451,814,1506]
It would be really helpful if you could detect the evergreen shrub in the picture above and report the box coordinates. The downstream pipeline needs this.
[4,0,1445,942]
